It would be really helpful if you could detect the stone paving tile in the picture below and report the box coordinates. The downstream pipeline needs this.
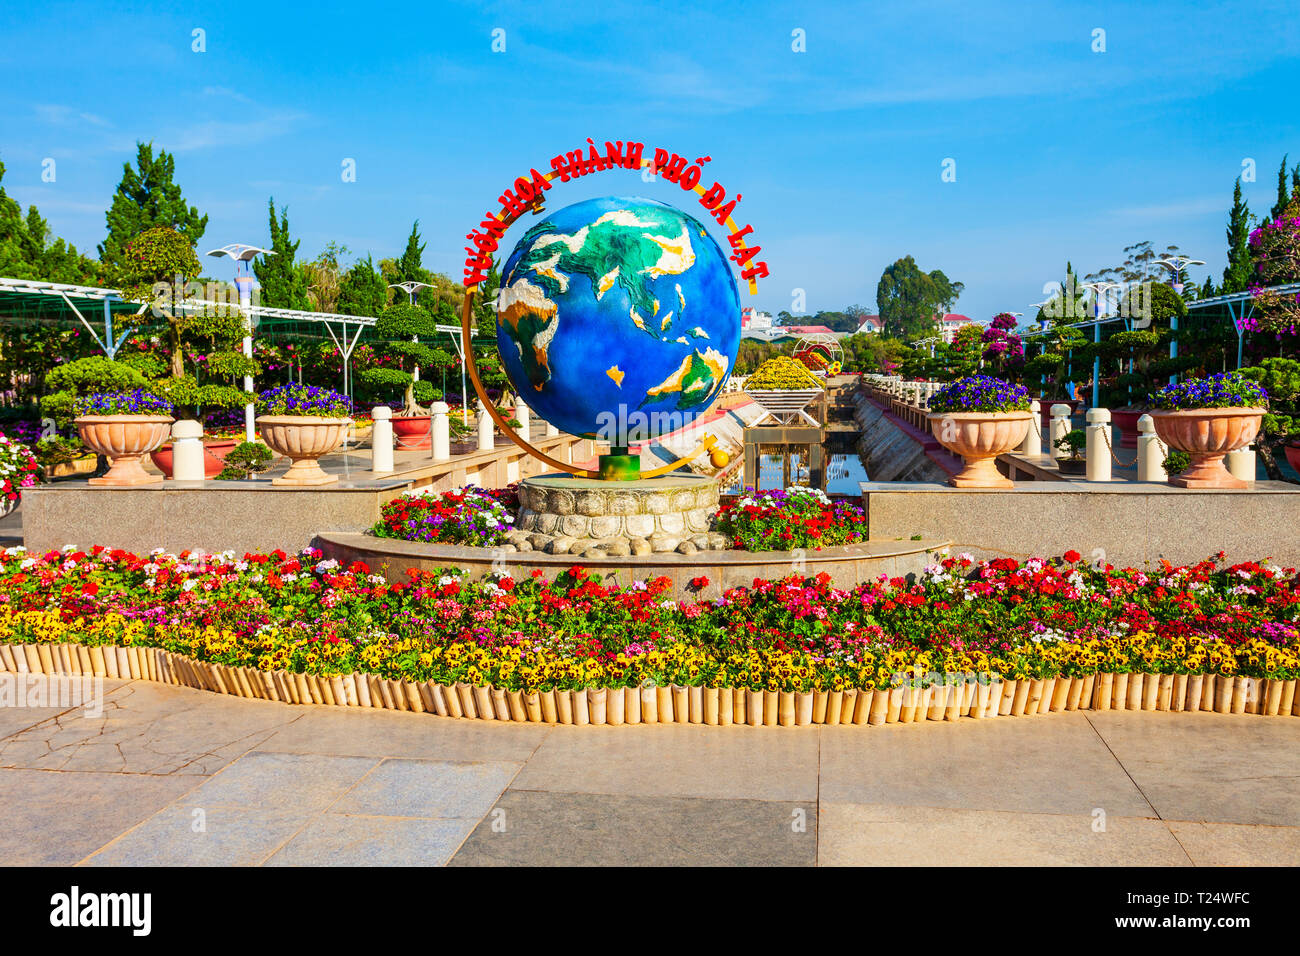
[0,681,300,776]
[818,802,1190,866]
[260,707,550,762]
[509,723,820,802]
[1166,820,1300,866]
[182,751,380,811]
[819,715,1153,817]
[1087,712,1300,827]
[0,768,199,865]
[82,805,312,866]
[266,814,479,866]
[449,789,817,866]
[329,758,520,819]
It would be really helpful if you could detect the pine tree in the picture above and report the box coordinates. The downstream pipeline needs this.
[252,198,310,310]
[1200,275,1216,299]
[1269,155,1293,220]
[1222,177,1254,294]
[0,156,98,283]
[337,255,387,317]
[99,143,207,278]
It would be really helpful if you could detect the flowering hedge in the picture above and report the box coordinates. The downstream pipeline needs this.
[73,390,174,417]
[715,486,866,551]
[256,384,351,418]
[928,375,1030,414]
[0,434,38,502]
[746,356,824,391]
[0,546,1296,692]
[373,486,517,547]
[1152,372,1268,411]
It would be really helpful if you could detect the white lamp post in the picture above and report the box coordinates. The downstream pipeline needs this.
[206,244,273,443]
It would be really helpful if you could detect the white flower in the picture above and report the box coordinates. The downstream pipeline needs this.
[314,559,341,573]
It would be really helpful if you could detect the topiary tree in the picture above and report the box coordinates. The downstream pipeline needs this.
[358,303,453,416]
[1239,357,1300,481]
[41,356,150,427]
[117,226,246,380]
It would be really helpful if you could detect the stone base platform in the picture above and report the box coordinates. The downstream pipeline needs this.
[512,473,725,558]
[316,532,950,601]
[861,480,1300,567]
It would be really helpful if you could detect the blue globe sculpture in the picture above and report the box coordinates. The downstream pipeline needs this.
[496,196,740,448]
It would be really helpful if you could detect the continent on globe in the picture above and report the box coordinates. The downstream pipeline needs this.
[495,196,740,444]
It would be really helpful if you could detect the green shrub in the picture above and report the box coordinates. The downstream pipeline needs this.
[214,441,274,481]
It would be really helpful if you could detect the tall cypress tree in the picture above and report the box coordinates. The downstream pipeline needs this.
[337,254,387,317]
[1222,177,1254,294]
[99,143,207,278]
[1269,156,1292,220]
[252,198,310,310]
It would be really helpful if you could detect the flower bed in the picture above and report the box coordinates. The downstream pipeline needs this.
[255,383,351,417]
[715,486,866,551]
[373,486,518,546]
[73,389,174,417]
[928,375,1031,414]
[0,546,1298,725]
[1152,372,1267,410]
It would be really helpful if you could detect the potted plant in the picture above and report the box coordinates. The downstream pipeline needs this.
[0,432,39,517]
[1149,372,1267,488]
[1053,428,1087,475]
[72,389,175,486]
[357,303,454,449]
[254,384,352,486]
[1239,358,1300,480]
[743,356,826,425]
[926,375,1033,488]
[213,441,275,481]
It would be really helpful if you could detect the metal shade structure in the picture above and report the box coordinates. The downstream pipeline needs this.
[0,277,150,358]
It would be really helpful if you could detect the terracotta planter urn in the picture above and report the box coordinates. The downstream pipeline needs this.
[392,414,432,449]
[927,411,1033,488]
[75,415,173,486]
[1149,408,1264,489]
[256,416,351,486]
[150,438,239,479]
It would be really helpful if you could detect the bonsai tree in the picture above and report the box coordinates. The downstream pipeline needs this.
[41,356,150,428]
[981,313,1025,378]
[1248,198,1300,334]
[1054,428,1086,461]
[117,227,246,379]
[359,303,453,416]
[214,441,274,481]
[1239,357,1300,480]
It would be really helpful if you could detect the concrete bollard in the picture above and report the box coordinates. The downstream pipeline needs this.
[370,406,393,474]
[170,420,205,482]
[513,396,531,438]
[476,399,494,451]
[1049,404,1073,460]
[1085,407,1111,482]
[1019,400,1042,456]
[1226,446,1256,483]
[429,401,450,461]
[1136,415,1164,482]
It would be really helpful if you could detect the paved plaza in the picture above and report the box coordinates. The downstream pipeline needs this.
[2,677,1297,866]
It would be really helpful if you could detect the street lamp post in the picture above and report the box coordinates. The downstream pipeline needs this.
[1154,256,1204,385]
[206,244,273,443]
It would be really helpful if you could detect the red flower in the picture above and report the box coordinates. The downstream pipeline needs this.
[1063,550,1081,563]
[81,582,98,596]
[498,577,515,592]
[689,576,709,590]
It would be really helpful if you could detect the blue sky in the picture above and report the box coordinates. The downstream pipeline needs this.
[1,0,1298,321]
